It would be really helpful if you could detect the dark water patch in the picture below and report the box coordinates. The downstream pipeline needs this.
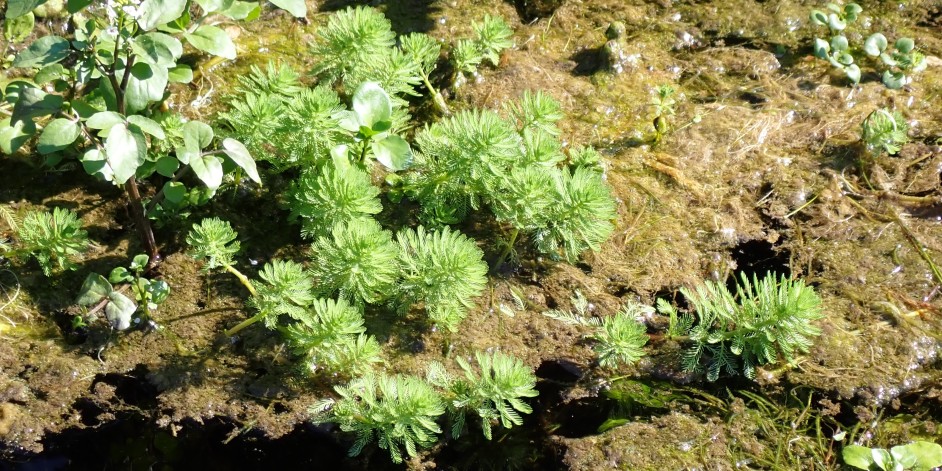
[729,238,791,284]
[510,0,564,23]
[569,46,605,76]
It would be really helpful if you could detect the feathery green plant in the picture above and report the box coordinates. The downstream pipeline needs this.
[531,167,617,262]
[427,351,538,440]
[400,32,450,114]
[310,6,397,86]
[283,297,382,377]
[659,272,823,381]
[5,207,90,276]
[288,155,382,239]
[473,15,515,67]
[247,260,316,329]
[543,291,650,368]
[185,218,258,311]
[310,218,399,305]
[312,373,445,463]
[506,90,564,136]
[861,108,908,156]
[396,226,488,331]
[568,145,604,171]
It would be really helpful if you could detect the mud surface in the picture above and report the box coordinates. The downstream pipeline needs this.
[2,0,942,469]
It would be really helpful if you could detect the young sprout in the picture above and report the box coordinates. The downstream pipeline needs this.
[5,207,90,276]
[543,292,650,368]
[283,297,382,377]
[863,34,927,89]
[399,32,450,115]
[861,108,908,156]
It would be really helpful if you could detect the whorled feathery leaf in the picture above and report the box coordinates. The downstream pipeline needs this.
[520,128,566,167]
[288,160,382,240]
[16,207,89,276]
[310,218,399,305]
[345,47,422,104]
[219,92,285,164]
[249,259,316,328]
[400,32,441,77]
[280,85,348,167]
[861,107,908,156]
[489,166,556,233]
[592,303,651,368]
[451,38,484,75]
[396,226,487,331]
[283,297,381,376]
[438,351,538,440]
[568,145,604,171]
[234,61,303,98]
[532,167,617,262]
[472,14,514,67]
[505,90,564,136]
[186,218,240,272]
[309,6,396,86]
[313,373,445,464]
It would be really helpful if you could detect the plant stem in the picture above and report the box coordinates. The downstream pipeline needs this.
[421,75,450,116]
[224,311,266,337]
[125,177,160,265]
[223,264,257,297]
[493,228,519,271]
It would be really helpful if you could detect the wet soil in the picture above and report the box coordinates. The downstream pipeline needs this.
[3,0,942,469]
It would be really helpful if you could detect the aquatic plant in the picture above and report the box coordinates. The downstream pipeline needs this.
[247,260,316,329]
[76,254,169,330]
[810,3,925,88]
[843,441,942,471]
[861,108,908,156]
[309,5,397,87]
[309,218,400,305]
[287,154,382,239]
[544,291,651,368]
[651,84,677,144]
[312,373,445,464]
[451,14,514,86]
[283,297,382,377]
[660,272,823,381]
[395,226,488,331]
[1,207,89,276]
[0,0,288,263]
[427,351,538,440]
[400,32,450,114]
[334,82,413,171]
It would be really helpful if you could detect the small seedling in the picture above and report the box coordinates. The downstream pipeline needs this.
[543,291,651,368]
[864,35,927,89]
[650,84,676,144]
[810,2,863,83]
[861,108,908,156]
[0,207,89,276]
[334,82,413,171]
[843,441,942,471]
[76,254,170,330]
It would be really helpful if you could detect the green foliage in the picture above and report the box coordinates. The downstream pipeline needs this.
[283,297,382,376]
[76,273,137,330]
[396,226,488,331]
[309,6,397,87]
[336,82,414,171]
[428,351,538,440]
[185,217,240,272]
[861,108,908,156]
[543,291,650,368]
[843,441,942,471]
[451,14,514,84]
[531,167,617,262]
[11,207,89,276]
[568,145,604,171]
[76,254,170,330]
[506,90,564,136]
[288,157,382,239]
[310,218,399,305]
[313,373,445,464]
[660,272,823,381]
[249,260,316,328]
[809,3,924,87]
[592,304,651,368]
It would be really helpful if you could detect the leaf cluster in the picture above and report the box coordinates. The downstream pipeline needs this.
[283,297,382,377]
[543,291,651,368]
[451,15,514,82]
[185,217,241,272]
[5,207,89,276]
[861,108,908,156]
[660,272,823,381]
[843,441,942,471]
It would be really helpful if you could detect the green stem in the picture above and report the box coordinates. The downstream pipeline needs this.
[223,264,257,297]
[224,311,266,337]
[494,228,519,271]
[421,75,450,116]
[358,140,370,165]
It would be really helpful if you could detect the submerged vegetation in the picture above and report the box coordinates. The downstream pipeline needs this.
[2,0,942,467]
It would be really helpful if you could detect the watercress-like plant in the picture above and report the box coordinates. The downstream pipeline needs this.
[1,0,288,263]
[76,253,170,330]
[843,441,942,471]
[312,373,446,464]
[810,2,863,83]
[1,206,89,276]
[863,35,927,89]
[660,272,823,381]
[334,82,413,171]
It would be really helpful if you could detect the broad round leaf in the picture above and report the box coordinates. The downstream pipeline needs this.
[813,38,830,59]
[221,138,261,184]
[128,115,166,139]
[109,266,133,284]
[131,33,183,67]
[269,0,305,17]
[183,120,214,151]
[809,10,828,26]
[86,111,125,130]
[894,442,942,471]
[864,33,887,56]
[168,64,194,83]
[76,273,113,305]
[14,35,70,68]
[827,13,846,31]
[194,0,233,13]
[220,1,260,20]
[163,181,186,204]
[352,82,393,130]
[845,64,861,84]
[105,292,136,330]
[372,135,413,171]
[190,154,224,190]
[895,37,915,54]
[155,155,179,177]
[37,118,80,154]
[830,35,849,52]
[0,117,36,154]
[124,62,169,114]
[137,0,187,31]
[184,26,236,60]
[105,123,147,184]
[836,52,854,66]
[882,70,905,89]
[841,445,875,470]
[80,149,114,181]
[131,254,150,271]
[11,87,64,123]
[147,280,171,304]
[6,0,48,18]
[4,12,35,43]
